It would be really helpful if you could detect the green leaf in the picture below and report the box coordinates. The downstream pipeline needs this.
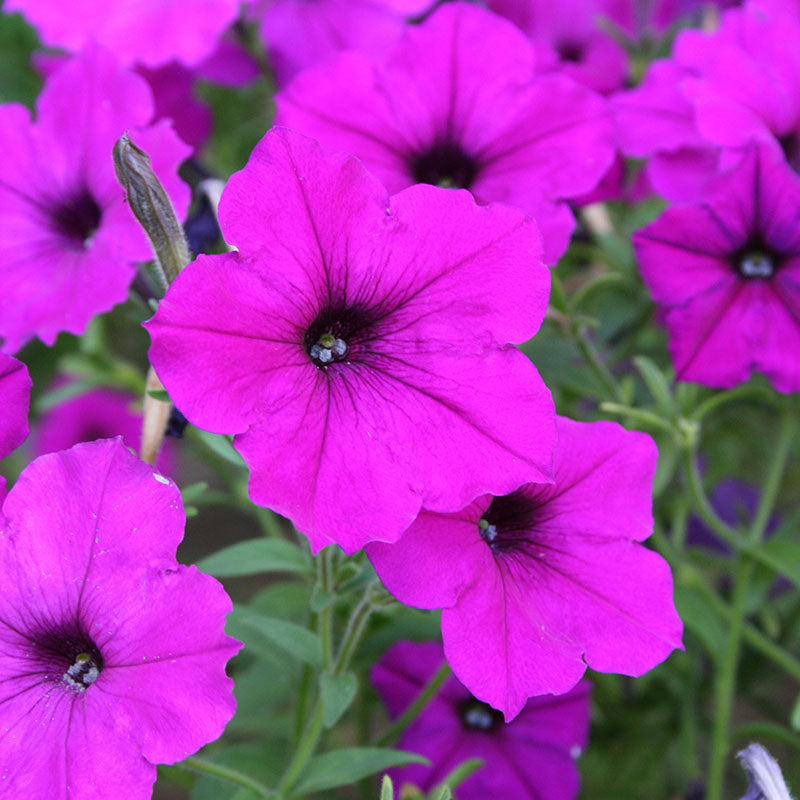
[192,428,244,467]
[310,583,336,612]
[759,537,800,590]
[321,671,358,728]
[791,693,800,732]
[673,584,725,661]
[197,539,310,578]
[429,758,483,797]
[429,787,453,800]
[228,608,322,666]
[380,775,395,800]
[633,356,674,416]
[293,748,429,795]
[146,388,170,402]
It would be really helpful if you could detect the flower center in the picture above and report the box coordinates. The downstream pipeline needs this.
[50,189,102,247]
[411,140,479,189]
[478,489,539,555]
[63,651,101,692]
[303,302,377,369]
[737,251,774,279]
[309,332,348,366]
[29,622,104,693]
[458,698,504,732]
[557,40,585,63]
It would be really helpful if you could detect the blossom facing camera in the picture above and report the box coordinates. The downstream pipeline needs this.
[372,640,590,800]
[368,417,683,719]
[633,142,800,391]
[0,45,190,353]
[275,1,615,264]
[0,438,241,798]
[146,127,556,554]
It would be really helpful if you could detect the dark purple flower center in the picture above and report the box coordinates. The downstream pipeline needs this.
[557,40,585,63]
[732,239,780,280]
[49,189,102,247]
[30,621,104,693]
[478,489,539,555]
[778,130,800,172]
[411,140,480,190]
[304,302,377,369]
[458,697,504,732]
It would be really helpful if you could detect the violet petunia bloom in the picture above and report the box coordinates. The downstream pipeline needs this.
[372,641,590,800]
[33,382,177,476]
[0,438,241,798]
[0,46,190,353]
[249,0,409,87]
[633,142,800,391]
[488,0,633,95]
[367,417,683,719]
[0,354,32,500]
[146,127,556,554]
[276,2,615,264]
[4,0,241,68]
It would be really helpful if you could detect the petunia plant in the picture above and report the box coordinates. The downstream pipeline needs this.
[0,2,799,800]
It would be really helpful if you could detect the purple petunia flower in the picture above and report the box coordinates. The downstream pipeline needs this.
[0,354,31,500]
[488,0,633,95]
[372,641,590,800]
[275,1,615,264]
[33,381,177,476]
[0,438,241,797]
[4,0,241,69]
[146,127,555,554]
[0,46,190,353]
[633,142,800,391]
[249,0,410,87]
[367,417,683,719]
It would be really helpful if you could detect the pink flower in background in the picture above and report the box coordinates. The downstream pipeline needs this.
[4,0,241,68]
[0,354,31,500]
[0,438,241,798]
[633,142,800,391]
[368,417,682,719]
[488,0,633,94]
[33,382,177,476]
[373,641,590,800]
[276,1,615,264]
[0,46,190,353]
[613,2,800,201]
[146,128,555,554]
[250,0,409,87]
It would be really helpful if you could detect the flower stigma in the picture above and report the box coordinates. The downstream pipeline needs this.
[63,651,101,692]
[458,698,504,732]
[478,517,498,545]
[309,331,348,366]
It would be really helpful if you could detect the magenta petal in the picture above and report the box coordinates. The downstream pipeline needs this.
[148,128,555,553]
[367,500,491,610]
[0,354,31,459]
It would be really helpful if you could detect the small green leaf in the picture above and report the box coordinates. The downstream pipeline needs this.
[429,786,453,800]
[228,608,322,666]
[321,671,358,728]
[380,775,395,800]
[791,694,800,731]
[180,481,209,503]
[293,748,429,795]
[192,428,244,467]
[633,356,674,416]
[673,584,725,661]
[197,539,310,578]
[429,758,483,797]
[146,388,170,402]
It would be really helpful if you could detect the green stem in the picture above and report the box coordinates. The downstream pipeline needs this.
[749,409,796,546]
[690,576,800,682]
[318,548,335,669]
[276,586,384,799]
[692,384,776,421]
[706,555,753,800]
[731,722,800,753]
[681,447,741,549]
[572,323,624,403]
[376,660,451,747]
[181,755,272,798]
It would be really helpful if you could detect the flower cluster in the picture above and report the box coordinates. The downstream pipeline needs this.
[6,0,797,797]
